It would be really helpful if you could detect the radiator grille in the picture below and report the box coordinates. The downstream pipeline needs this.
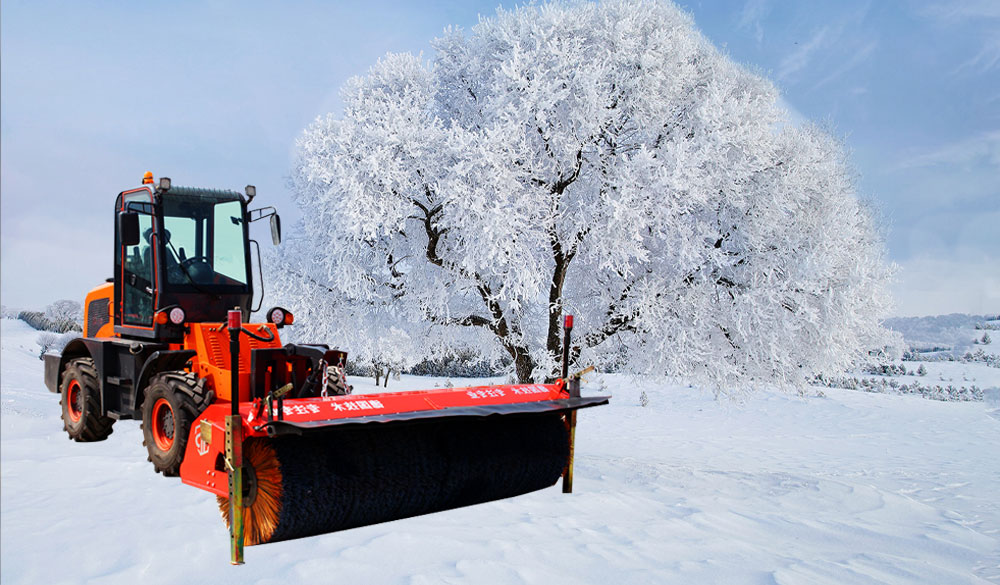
[86,298,110,337]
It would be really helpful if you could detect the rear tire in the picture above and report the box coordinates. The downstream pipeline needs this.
[141,371,211,476]
[61,357,114,442]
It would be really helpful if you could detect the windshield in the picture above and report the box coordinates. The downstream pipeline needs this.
[161,195,248,289]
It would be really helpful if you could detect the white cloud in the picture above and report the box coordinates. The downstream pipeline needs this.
[956,34,1000,74]
[920,1,1000,22]
[774,3,875,85]
[891,130,1000,171]
[919,1,1000,76]
[891,254,1000,317]
[737,0,770,44]
[778,27,829,81]
[812,40,877,89]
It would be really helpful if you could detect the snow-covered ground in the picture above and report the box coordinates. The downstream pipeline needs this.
[2,317,998,584]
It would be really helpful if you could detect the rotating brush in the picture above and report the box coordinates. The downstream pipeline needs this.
[219,412,570,544]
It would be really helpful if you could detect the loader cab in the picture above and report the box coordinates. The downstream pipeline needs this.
[114,182,254,341]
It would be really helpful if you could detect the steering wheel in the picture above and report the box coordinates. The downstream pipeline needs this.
[180,255,211,266]
[179,256,213,283]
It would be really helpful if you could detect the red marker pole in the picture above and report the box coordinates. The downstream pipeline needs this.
[561,314,576,494]
[561,314,573,381]
[226,309,245,564]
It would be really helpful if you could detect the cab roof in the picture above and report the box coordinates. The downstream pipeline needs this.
[160,186,243,202]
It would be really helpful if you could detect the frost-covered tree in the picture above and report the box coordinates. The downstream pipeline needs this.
[264,239,421,387]
[45,300,83,326]
[982,332,992,345]
[288,0,895,389]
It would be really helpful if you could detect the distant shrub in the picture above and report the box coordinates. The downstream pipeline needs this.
[901,346,952,359]
[862,363,908,377]
[18,311,82,334]
[344,361,372,378]
[36,331,81,359]
[961,348,999,368]
[408,350,507,378]
[36,332,59,358]
[813,374,984,402]
[902,348,998,369]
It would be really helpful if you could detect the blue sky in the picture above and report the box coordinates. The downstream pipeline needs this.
[1,0,997,316]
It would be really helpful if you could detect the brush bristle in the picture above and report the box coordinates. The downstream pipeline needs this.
[217,438,284,546]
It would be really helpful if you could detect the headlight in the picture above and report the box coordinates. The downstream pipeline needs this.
[266,306,293,327]
[168,307,186,325]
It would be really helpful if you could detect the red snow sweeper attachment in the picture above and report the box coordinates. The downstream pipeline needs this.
[186,311,607,562]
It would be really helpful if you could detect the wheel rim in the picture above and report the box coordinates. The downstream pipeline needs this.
[151,398,175,451]
[66,380,83,423]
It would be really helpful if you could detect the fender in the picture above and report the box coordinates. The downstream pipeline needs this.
[44,337,103,394]
[133,349,197,410]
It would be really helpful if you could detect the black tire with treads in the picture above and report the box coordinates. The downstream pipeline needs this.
[141,371,212,476]
[60,357,114,442]
[244,412,569,544]
[325,367,351,396]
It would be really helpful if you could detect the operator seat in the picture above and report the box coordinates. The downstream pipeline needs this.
[142,227,178,275]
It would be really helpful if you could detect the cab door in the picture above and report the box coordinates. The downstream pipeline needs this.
[114,187,158,333]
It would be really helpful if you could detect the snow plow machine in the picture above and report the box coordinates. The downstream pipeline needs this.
[43,174,609,563]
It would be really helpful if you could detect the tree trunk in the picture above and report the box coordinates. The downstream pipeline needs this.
[513,350,535,384]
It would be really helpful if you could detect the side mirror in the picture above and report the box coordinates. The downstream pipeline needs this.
[119,212,140,246]
[270,214,281,245]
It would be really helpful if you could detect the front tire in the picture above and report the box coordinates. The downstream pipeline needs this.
[61,357,114,442]
[141,372,209,476]
[326,366,352,396]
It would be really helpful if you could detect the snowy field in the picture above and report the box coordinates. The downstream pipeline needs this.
[2,317,998,584]
[885,314,999,356]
